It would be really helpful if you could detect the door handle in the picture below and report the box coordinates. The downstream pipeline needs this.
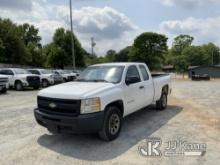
[139,86,144,89]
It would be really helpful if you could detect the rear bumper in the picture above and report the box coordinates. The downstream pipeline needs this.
[34,108,104,134]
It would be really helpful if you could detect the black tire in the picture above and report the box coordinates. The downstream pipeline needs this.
[98,106,122,141]
[0,87,7,94]
[63,78,67,82]
[15,81,23,91]
[33,86,40,90]
[42,79,49,88]
[156,92,167,110]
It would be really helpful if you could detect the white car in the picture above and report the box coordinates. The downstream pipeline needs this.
[34,63,172,141]
[53,70,77,82]
[0,68,40,91]
[0,75,8,94]
[28,69,62,88]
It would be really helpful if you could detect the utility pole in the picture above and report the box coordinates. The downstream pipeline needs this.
[91,37,96,56]
[69,0,75,69]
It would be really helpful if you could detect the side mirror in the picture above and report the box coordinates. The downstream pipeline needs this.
[125,76,140,85]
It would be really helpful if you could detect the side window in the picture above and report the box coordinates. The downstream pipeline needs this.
[139,65,149,81]
[6,70,14,75]
[0,70,13,75]
[125,65,141,85]
[29,70,40,75]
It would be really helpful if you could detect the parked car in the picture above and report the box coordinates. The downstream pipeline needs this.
[34,63,172,141]
[0,68,40,91]
[0,75,8,94]
[28,69,63,87]
[52,70,77,82]
[72,70,81,77]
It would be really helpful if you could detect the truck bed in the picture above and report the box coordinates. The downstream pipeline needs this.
[151,73,170,78]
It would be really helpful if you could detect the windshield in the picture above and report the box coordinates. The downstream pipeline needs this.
[41,69,52,74]
[77,65,124,83]
[14,69,30,74]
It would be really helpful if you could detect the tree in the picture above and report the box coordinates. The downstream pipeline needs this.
[0,18,31,64]
[131,32,168,70]
[115,46,132,62]
[105,49,116,62]
[182,46,208,67]
[202,43,220,65]
[46,28,87,68]
[172,34,194,55]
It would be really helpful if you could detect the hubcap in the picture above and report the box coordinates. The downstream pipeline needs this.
[109,114,120,135]
[17,83,21,90]
[162,94,167,107]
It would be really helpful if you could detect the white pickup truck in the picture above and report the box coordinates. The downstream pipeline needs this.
[28,69,63,88]
[0,68,40,91]
[35,63,172,141]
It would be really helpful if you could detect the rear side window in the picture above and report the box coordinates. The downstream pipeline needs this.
[126,65,141,82]
[139,65,149,81]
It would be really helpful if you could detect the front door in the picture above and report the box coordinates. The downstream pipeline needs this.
[123,65,145,115]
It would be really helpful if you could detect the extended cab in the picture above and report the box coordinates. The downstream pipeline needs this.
[34,63,172,141]
[28,69,63,88]
[0,75,8,94]
[0,68,40,91]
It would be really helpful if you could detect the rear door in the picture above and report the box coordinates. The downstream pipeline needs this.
[123,65,145,115]
[138,65,154,106]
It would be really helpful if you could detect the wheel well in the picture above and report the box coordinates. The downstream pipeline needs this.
[162,85,169,94]
[42,79,48,82]
[15,80,22,85]
[105,100,124,116]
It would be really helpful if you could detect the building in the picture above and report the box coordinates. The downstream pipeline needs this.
[162,65,175,73]
[188,66,220,78]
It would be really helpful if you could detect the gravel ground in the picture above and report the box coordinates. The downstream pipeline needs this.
[0,80,220,165]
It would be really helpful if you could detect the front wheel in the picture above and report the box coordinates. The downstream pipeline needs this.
[156,92,167,110]
[98,106,122,141]
[15,81,23,91]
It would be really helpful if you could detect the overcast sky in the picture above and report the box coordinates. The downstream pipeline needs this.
[0,0,220,55]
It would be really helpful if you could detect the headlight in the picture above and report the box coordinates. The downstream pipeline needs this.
[81,97,101,114]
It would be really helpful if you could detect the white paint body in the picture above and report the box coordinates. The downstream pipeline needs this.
[38,63,172,117]
[0,68,40,88]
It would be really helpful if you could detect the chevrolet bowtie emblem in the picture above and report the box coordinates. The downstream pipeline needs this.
[49,103,56,109]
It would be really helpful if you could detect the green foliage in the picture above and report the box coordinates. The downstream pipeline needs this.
[46,28,86,68]
[130,32,168,70]
[172,34,194,55]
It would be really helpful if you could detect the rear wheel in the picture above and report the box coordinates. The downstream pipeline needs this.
[15,81,23,91]
[98,106,122,141]
[42,79,49,88]
[0,87,7,94]
[156,92,167,110]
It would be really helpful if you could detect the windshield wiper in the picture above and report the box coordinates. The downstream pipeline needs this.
[91,79,111,83]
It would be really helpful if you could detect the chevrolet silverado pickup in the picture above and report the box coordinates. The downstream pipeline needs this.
[35,63,172,141]
[28,69,63,87]
[52,70,77,82]
[0,68,40,91]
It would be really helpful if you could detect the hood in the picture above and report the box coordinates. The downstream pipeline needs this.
[38,81,115,99]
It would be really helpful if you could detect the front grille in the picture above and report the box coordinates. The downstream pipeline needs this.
[37,96,81,117]
[27,76,40,86]
[0,78,8,83]
[67,76,76,81]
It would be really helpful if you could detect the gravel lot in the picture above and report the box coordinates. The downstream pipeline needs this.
[0,80,220,165]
